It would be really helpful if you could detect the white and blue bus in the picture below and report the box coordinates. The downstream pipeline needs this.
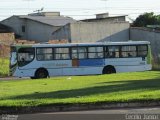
[10,41,152,79]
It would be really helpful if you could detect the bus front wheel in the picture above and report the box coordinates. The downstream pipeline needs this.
[35,68,48,79]
[103,66,116,74]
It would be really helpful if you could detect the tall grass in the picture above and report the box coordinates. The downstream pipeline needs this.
[0,58,9,77]
[152,57,160,70]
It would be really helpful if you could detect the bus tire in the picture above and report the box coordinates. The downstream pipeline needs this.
[102,65,116,74]
[35,68,48,79]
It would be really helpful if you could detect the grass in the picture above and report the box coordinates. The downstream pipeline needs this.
[0,58,9,77]
[0,71,160,107]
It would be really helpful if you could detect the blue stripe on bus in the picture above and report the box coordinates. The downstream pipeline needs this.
[79,59,104,66]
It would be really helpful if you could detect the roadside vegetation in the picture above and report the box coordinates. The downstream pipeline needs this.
[0,58,9,77]
[0,71,160,107]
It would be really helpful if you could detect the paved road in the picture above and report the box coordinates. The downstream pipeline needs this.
[1,107,160,120]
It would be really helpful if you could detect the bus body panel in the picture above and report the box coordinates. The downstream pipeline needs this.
[61,67,103,76]
[115,64,151,73]
[105,58,146,66]
[105,57,151,73]
[13,59,105,77]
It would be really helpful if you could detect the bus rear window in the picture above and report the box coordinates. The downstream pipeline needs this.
[137,45,148,57]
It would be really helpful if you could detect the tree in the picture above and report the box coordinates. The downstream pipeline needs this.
[132,12,160,27]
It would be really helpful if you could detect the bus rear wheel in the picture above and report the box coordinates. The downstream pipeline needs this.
[103,66,116,74]
[35,68,48,79]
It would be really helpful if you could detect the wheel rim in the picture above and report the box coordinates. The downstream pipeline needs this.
[103,67,116,74]
[39,71,46,78]
[107,70,112,74]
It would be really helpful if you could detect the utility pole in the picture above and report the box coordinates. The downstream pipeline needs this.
[101,0,108,12]
[22,0,35,11]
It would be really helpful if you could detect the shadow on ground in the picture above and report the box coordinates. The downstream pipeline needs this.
[3,77,160,100]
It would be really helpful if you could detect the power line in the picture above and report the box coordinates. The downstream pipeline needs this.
[0,12,159,17]
[0,7,160,10]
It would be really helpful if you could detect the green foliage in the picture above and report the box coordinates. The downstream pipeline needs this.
[132,12,160,27]
[0,71,160,107]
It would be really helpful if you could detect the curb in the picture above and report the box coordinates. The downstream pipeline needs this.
[1,101,160,114]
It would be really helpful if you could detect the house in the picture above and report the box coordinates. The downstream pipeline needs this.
[81,13,127,22]
[0,12,77,42]
[1,12,129,43]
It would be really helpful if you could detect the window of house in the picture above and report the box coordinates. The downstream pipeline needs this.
[22,25,25,32]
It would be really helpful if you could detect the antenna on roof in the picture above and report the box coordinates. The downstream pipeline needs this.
[33,7,44,13]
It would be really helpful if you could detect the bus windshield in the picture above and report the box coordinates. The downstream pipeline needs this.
[10,47,17,67]
[18,47,35,67]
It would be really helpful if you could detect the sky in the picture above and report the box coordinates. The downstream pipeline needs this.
[0,0,160,21]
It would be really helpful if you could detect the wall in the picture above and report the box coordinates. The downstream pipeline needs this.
[25,20,59,42]
[0,32,15,58]
[0,33,15,44]
[51,24,71,42]
[70,22,129,43]
[130,27,160,69]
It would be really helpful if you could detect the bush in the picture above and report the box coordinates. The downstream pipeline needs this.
[0,58,9,77]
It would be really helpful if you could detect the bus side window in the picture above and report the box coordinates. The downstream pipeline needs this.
[72,48,78,59]
[121,46,136,58]
[105,52,109,58]
[110,52,116,58]
[88,47,103,59]
[107,46,119,58]
[128,53,132,57]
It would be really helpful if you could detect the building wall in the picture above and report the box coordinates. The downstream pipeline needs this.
[0,32,15,58]
[130,27,160,69]
[70,22,129,43]
[51,24,71,42]
[130,27,160,57]
[25,20,59,42]
[0,33,15,44]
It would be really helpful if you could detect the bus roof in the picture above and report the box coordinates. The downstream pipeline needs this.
[12,41,150,48]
